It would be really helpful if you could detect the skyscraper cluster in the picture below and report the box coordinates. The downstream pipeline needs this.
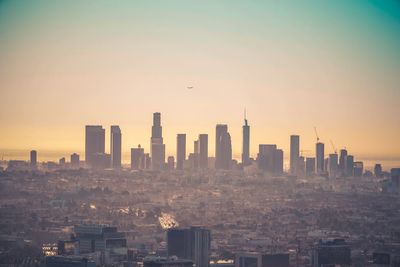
[85,125,120,169]
[82,112,367,177]
[215,124,232,170]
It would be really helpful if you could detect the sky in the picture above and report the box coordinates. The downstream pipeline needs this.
[0,0,399,165]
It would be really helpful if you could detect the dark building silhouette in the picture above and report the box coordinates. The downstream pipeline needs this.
[258,144,276,173]
[85,125,105,168]
[143,257,193,267]
[328,153,338,178]
[242,114,250,166]
[59,157,66,166]
[345,155,354,177]
[312,239,351,267]
[45,256,95,267]
[176,134,186,170]
[70,153,80,168]
[131,145,145,170]
[194,139,200,169]
[290,135,300,175]
[316,142,325,174]
[151,113,165,170]
[110,125,122,169]
[374,164,383,178]
[339,148,347,174]
[306,157,316,176]
[30,150,37,167]
[235,253,289,267]
[354,161,364,177]
[274,149,284,175]
[215,124,232,170]
[297,156,305,176]
[167,227,210,267]
[199,134,208,169]
[91,153,111,169]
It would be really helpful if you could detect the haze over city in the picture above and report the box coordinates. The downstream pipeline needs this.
[1,1,400,165]
[1,1,400,267]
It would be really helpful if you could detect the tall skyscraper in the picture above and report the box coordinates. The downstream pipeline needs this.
[198,134,208,169]
[345,155,354,177]
[242,113,250,166]
[339,149,347,173]
[85,125,105,168]
[110,125,122,169]
[151,112,165,170]
[215,124,232,170]
[316,142,325,174]
[274,149,284,175]
[176,134,186,170]
[193,139,199,169]
[30,150,37,167]
[167,227,210,267]
[305,157,316,176]
[290,135,300,175]
[131,145,145,170]
[328,153,338,178]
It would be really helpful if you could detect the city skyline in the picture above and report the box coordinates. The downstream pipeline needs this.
[0,1,400,163]
[1,114,400,169]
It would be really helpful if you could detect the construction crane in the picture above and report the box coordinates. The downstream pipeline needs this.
[314,126,320,143]
[330,140,337,154]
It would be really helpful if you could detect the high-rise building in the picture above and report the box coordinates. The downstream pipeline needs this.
[59,157,66,166]
[198,134,208,169]
[167,227,210,267]
[70,153,80,168]
[74,224,127,264]
[374,164,383,178]
[151,113,165,170]
[258,144,277,173]
[354,161,364,177]
[338,149,347,175]
[274,149,284,175]
[290,135,300,175]
[131,145,145,170]
[85,126,105,168]
[297,156,305,176]
[242,114,250,166]
[305,157,316,176]
[345,155,354,177]
[328,153,338,178]
[316,142,325,174]
[176,134,186,170]
[215,124,232,170]
[30,150,37,168]
[110,125,122,169]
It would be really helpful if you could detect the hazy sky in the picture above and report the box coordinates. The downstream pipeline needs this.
[0,0,399,163]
